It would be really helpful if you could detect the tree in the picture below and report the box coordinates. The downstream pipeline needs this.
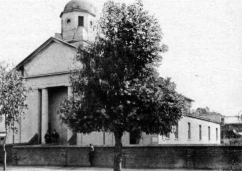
[0,62,28,171]
[59,1,186,171]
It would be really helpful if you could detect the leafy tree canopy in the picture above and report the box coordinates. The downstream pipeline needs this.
[0,62,28,133]
[60,1,186,170]
[60,0,185,135]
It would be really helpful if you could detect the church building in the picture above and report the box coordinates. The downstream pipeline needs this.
[10,0,221,146]
[12,0,130,146]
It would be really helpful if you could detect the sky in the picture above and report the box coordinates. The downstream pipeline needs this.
[0,0,242,116]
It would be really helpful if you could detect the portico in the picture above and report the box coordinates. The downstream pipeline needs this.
[39,86,73,144]
[12,36,78,145]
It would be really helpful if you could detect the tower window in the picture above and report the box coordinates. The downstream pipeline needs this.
[78,16,84,26]
[66,18,71,24]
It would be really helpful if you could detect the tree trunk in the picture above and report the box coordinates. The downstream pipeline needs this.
[3,143,6,171]
[114,131,123,171]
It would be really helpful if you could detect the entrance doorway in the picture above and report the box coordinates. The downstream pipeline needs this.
[48,86,68,144]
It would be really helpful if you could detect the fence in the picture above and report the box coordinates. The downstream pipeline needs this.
[11,144,242,169]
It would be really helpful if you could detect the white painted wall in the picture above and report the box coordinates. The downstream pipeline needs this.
[158,116,221,144]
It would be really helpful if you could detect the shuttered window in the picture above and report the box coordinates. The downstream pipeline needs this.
[174,124,178,139]
[208,126,211,141]
[188,123,191,139]
[199,125,202,140]
[216,128,218,141]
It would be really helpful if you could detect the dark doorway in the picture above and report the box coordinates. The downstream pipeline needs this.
[48,86,68,144]
[130,130,141,144]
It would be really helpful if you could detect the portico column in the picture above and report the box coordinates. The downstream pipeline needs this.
[67,86,73,99]
[41,88,49,144]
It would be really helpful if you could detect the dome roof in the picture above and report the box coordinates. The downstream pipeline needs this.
[60,0,97,17]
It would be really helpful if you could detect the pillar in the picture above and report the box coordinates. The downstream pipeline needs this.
[67,86,73,98]
[41,88,48,144]
[38,89,41,144]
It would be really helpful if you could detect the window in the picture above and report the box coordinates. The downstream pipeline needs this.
[221,118,224,125]
[216,128,218,141]
[66,18,71,24]
[188,123,191,140]
[166,133,170,139]
[152,136,158,143]
[199,125,202,140]
[174,124,178,139]
[130,130,141,144]
[208,126,211,141]
[78,16,84,26]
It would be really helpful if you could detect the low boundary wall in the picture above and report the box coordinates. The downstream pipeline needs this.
[0,143,28,165]
[12,145,242,169]
[0,144,14,165]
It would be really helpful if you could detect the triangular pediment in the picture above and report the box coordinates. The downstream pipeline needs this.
[16,37,78,77]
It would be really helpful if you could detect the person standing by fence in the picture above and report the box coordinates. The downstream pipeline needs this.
[89,144,95,167]
[44,130,51,144]
[52,129,59,144]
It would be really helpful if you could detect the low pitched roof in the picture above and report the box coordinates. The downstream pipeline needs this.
[186,113,221,124]
[15,37,76,70]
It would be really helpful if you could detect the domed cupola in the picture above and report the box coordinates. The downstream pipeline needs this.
[60,0,97,17]
[60,0,97,43]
